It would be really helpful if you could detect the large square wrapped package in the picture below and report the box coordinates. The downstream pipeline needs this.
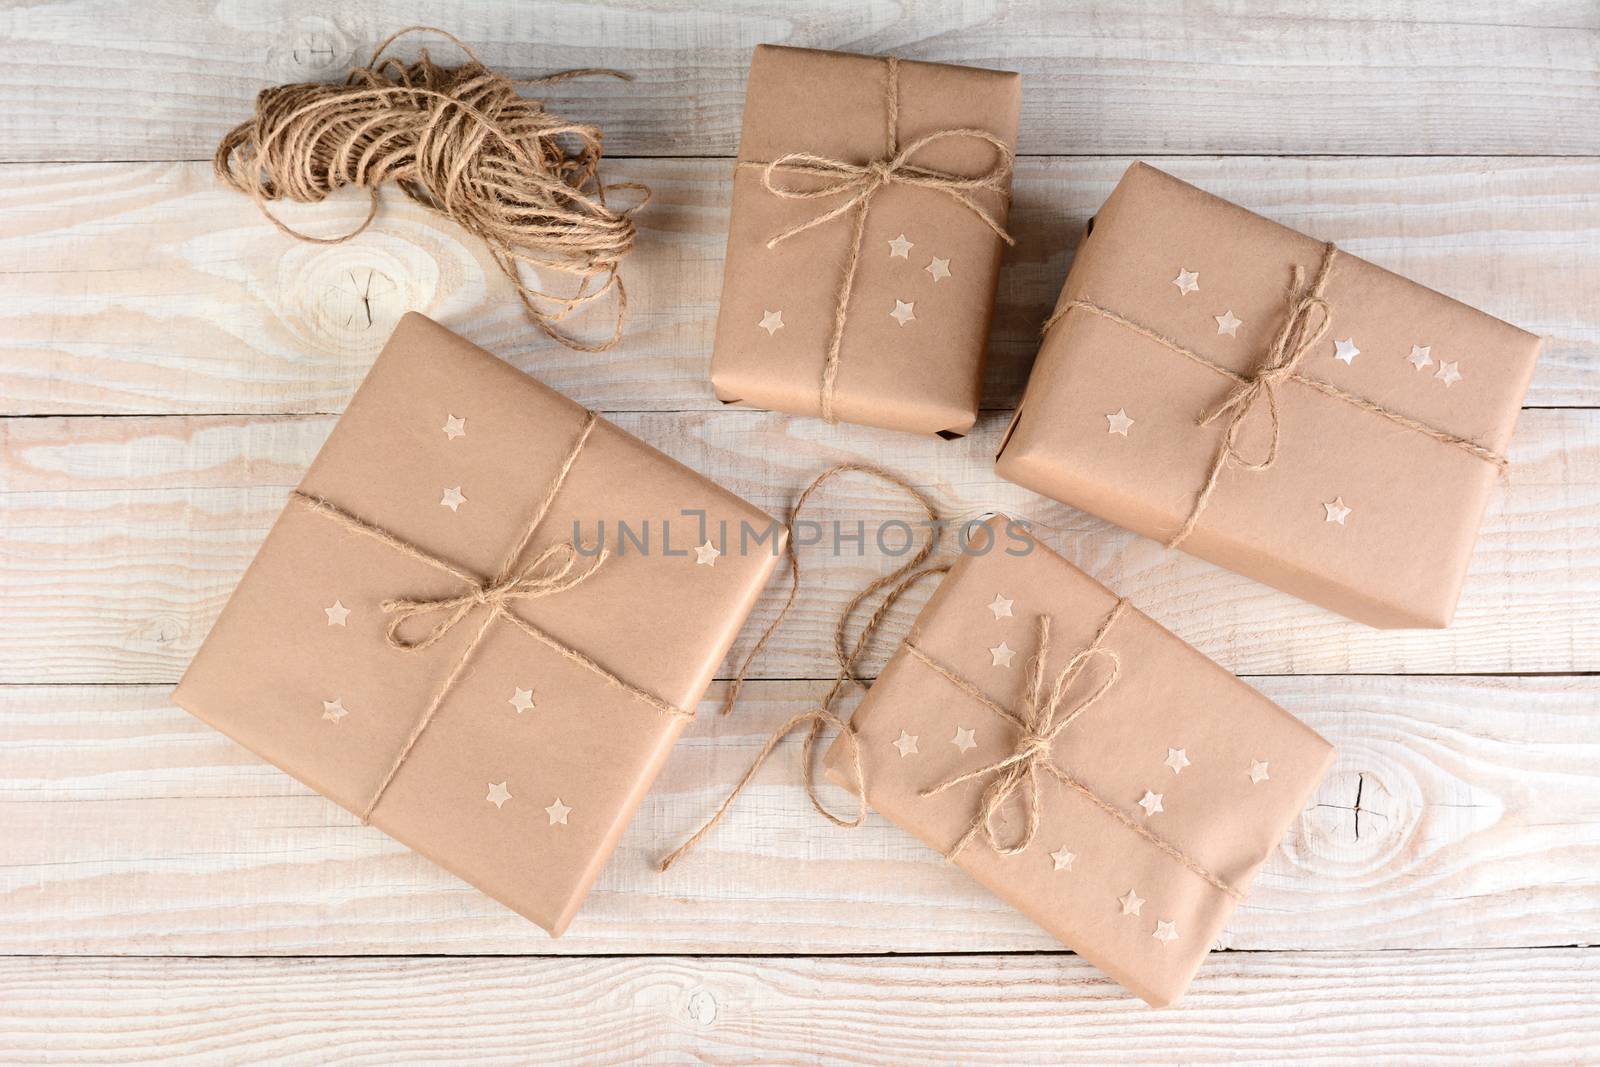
[996,162,1542,627]
[174,313,782,935]
[711,44,1021,437]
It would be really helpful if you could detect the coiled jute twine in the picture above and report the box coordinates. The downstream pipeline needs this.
[215,26,647,351]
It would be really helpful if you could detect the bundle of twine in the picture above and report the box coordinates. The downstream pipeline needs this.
[215,26,646,351]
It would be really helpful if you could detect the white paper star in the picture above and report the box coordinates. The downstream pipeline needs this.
[545,798,572,825]
[321,698,348,723]
[324,599,350,627]
[925,256,951,282]
[1165,747,1190,775]
[1153,919,1179,945]
[989,641,1016,668]
[509,687,536,714]
[1214,310,1242,337]
[1408,344,1433,371]
[1105,408,1134,436]
[1172,269,1200,296]
[486,781,511,809]
[1050,845,1076,872]
[1323,497,1352,525]
[893,730,919,757]
[888,233,914,258]
[1334,338,1360,365]
[759,309,784,336]
[695,541,721,566]
[952,727,977,753]
[1249,759,1271,784]
[1138,790,1164,817]
[890,299,916,326]
[1119,888,1145,916]
[1435,360,1462,387]
[988,594,1013,620]
[443,414,466,440]
[440,486,466,512]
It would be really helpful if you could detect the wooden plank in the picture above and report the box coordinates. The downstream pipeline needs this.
[2,2,1598,161]
[2,409,1595,683]
[1,156,1595,416]
[3,676,1597,956]
[0,950,1595,1064]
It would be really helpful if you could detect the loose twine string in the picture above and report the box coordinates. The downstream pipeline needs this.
[657,466,1239,903]
[737,55,1016,423]
[1040,242,1509,549]
[215,26,647,352]
[292,409,689,824]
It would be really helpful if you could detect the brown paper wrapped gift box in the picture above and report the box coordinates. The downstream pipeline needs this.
[710,44,1021,437]
[173,313,781,935]
[825,518,1334,1007]
[996,162,1542,628]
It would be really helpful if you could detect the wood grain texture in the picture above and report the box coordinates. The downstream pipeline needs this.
[3,676,1597,956]
[2,156,1595,416]
[2,1,1598,162]
[0,951,1595,1065]
[2,409,1595,684]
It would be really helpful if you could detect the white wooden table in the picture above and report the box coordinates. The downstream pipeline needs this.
[2,2,1598,1062]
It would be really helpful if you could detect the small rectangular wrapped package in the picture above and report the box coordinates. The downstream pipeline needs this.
[710,44,1021,437]
[826,517,1333,1007]
[996,162,1542,627]
[174,313,782,935]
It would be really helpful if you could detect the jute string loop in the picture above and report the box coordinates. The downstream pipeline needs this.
[737,55,1016,424]
[292,409,689,825]
[1039,241,1508,549]
[215,26,647,352]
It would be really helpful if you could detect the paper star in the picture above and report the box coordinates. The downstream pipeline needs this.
[888,233,914,258]
[759,309,784,336]
[1165,747,1190,775]
[1407,344,1433,371]
[1153,919,1179,945]
[925,256,951,282]
[695,541,721,566]
[1105,408,1134,436]
[890,299,916,326]
[321,698,348,723]
[1248,759,1271,784]
[486,781,511,809]
[1050,845,1076,872]
[988,594,1013,620]
[324,599,350,627]
[1214,310,1242,337]
[545,798,572,825]
[508,687,535,714]
[893,730,919,758]
[1323,497,1352,525]
[1119,888,1145,916]
[1435,360,1462,387]
[951,727,977,753]
[442,414,466,440]
[1172,269,1200,296]
[989,641,1016,668]
[1333,338,1360,365]
[1137,790,1164,817]
[440,486,466,512]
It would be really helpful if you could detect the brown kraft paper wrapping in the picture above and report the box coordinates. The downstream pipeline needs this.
[825,517,1334,1007]
[710,44,1021,437]
[996,162,1543,628]
[173,313,782,936]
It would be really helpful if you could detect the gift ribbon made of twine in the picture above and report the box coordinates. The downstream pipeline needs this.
[215,26,647,352]
[291,409,690,824]
[657,464,1239,906]
[1040,242,1510,550]
[739,55,1017,424]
